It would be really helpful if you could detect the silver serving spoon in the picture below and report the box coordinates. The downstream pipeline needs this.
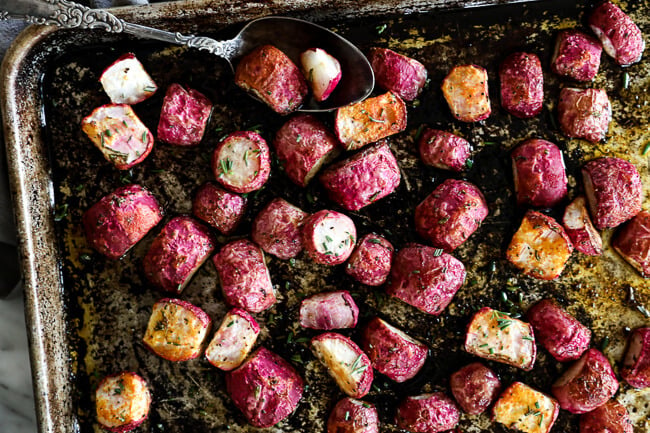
[1,0,375,112]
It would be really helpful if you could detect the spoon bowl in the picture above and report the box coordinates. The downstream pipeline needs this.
[2,0,375,112]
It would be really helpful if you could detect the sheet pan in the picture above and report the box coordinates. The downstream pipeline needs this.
[1,0,649,432]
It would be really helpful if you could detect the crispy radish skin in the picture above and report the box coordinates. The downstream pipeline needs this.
[302,210,357,265]
[612,211,650,278]
[320,142,401,211]
[361,317,428,383]
[526,299,591,362]
[418,128,471,172]
[582,157,643,230]
[205,308,260,371]
[335,91,407,151]
[511,139,568,208]
[557,87,611,143]
[83,184,163,259]
[274,114,341,187]
[95,372,151,433]
[506,210,574,280]
[551,348,619,414]
[251,198,308,260]
[299,290,359,330]
[589,1,645,66]
[311,332,373,398]
[226,347,304,427]
[442,64,491,122]
[386,243,466,316]
[192,182,246,235]
[368,47,427,101]
[212,131,271,194]
[562,195,603,256]
[465,307,536,370]
[450,362,501,415]
[327,397,379,433]
[142,298,212,362]
[81,104,154,170]
[234,45,307,114]
[300,48,342,102]
[551,30,602,82]
[395,393,460,433]
[345,233,394,286]
[213,239,276,313]
[100,53,157,105]
[143,216,215,294]
[499,52,544,118]
[621,327,650,389]
[493,382,559,433]
[579,400,634,433]
[157,83,212,146]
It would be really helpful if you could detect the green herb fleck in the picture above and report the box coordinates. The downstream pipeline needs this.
[376,24,387,34]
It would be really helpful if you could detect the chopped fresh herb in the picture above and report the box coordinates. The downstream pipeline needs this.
[623,72,630,89]
[479,343,489,348]
[144,85,157,92]
[289,258,296,267]
[220,158,233,175]
[243,150,249,166]
[104,129,112,137]
[227,321,235,327]
[465,159,474,169]
[113,378,126,395]
[296,133,302,143]
[290,354,303,363]
[142,132,148,143]
[438,216,450,224]
[345,411,350,421]
[53,203,69,222]
[643,142,650,156]
[523,336,534,341]
[368,238,383,245]
[376,24,387,34]
[325,235,333,243]
[369,191,381,202]
[433,248,443,257]
[414,124,425,141]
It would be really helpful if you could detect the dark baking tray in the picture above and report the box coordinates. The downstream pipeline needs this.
[1,0,649,432]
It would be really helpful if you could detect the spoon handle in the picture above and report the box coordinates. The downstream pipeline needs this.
[1,0,238,60]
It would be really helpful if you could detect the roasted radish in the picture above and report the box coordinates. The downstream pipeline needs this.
[300,48,342,102]
[95,372,151,433]
[192,182,247,235]
[551,30,602,82]
[499,52,544,118]
[442,64,491,122]
[563,195,603,256]
[205,308,260,371]
[251,198,308,260]
[557,88,611,143]
[311,332,373,398]
[589,1,645,66]
[368,47,427,101]
[612,211,650,278]
[100,53,157,105]
[579,400,634,433]
[621,327,650,389]
[418,128,471,172]
[212,131,271,194]
[493,382,559,433]
[327,397,379,433]
[450,362,501,415]
[299,290,359,330]
[301,210,357,265]
[345,233,394,286]
[395,393,460,433]
[157,83,212,146]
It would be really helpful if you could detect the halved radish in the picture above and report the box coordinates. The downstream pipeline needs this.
[300,48,342,102]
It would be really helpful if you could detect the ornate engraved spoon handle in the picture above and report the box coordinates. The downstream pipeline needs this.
[1,0,239,60]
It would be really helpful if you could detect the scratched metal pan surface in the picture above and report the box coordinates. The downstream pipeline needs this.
[1,0,650,432]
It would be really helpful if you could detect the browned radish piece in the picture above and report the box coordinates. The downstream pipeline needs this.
[511,139,568,208]
[557,88,611,143]
[81,104,154,170]
[300,48,342,102]
[213,239,276,313]
[612,211,650,278]
[273,114,340,187]
[589,1,645,66]
[251,198,308,260]
[361,317,428,383]
[465,307,536,371]
[506,210,574,280]
[582,157,643,230]
[95,372,151,433]
[499,52,544,118]
[299,290,359,330]
[142,298,212,362]
[449,362,501,415]
[327,398,379,433]
[386,243,466,316]
[311,332,373,398]
[621,327,650,388]
[234,44,307,114]
[368,47,427,101]
[493,382,559,433]
[335,91,407,151]
[345,233,394,286]
[563,195,603,256]
[205,308,260,371]
[579,400,634,433]
[414,179,488,252]
[192,182,247,235]
[212,131,271,194]
[441,64,491,122]
[320,142,401,211]
[551,348,619,414]
[551,30,603,82]
[418,128,471,172]
[526,299,591,362]
[83,184,163,260]
[100,53,157,105]
[226,347,304,428]
[302,210,356,265]
[395,393,460,433]
[143,216,215,294]
[157,83,212,146]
